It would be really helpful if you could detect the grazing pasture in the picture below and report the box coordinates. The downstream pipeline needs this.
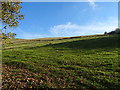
[2,35,119,89]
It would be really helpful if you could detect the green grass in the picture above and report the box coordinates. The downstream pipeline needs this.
[2,35,120,89]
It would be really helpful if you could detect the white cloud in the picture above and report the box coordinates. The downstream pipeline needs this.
[13,28,43,39]
[88,0,96,9]
[49,17,118,37]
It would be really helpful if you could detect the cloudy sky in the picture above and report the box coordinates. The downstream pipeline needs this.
[13,2,118,39]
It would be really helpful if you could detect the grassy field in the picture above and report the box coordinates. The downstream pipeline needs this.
[2,35,120,89]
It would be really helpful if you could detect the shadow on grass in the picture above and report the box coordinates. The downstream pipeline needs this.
[25,35,119,50]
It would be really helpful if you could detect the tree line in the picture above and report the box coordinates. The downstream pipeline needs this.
[104,28,120,35]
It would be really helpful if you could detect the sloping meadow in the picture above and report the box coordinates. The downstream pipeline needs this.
[2,35,120,89]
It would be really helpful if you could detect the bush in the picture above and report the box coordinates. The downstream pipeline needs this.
[104,32,107,35]
[106,28,120,35]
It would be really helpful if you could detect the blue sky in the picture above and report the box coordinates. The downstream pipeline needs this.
[13,2,118,39]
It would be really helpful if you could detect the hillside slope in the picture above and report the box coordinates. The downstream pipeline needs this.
[2,35,120,89]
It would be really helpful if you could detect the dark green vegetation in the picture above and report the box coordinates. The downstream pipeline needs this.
[105,28,120,35]
[2,35,120,89]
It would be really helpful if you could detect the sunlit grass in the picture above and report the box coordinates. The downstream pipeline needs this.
[2,35,119,89]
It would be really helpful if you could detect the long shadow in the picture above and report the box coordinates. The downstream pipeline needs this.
[25,35,119,50]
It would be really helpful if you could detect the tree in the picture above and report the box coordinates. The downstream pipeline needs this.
[1,32,16,39]
[107,28,120,35]
[115,28,120,34]
[104,32,107,35]
[1,1,24,29]
[1,0,24,40]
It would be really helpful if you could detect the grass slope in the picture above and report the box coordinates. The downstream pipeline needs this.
[2,35,120,89]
